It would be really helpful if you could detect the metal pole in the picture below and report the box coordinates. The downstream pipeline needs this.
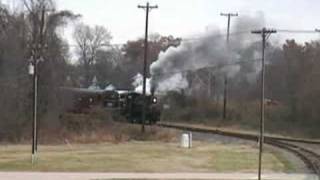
[138,2,157,133]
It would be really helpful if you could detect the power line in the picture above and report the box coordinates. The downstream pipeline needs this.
[183,28,320,42]
[67,28,320,48]
[277,29,319,34]
[181,30,250,42]
[67,31,250,47]
[151,58,261,78]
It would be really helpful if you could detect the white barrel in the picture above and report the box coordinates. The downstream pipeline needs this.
[181,133,192,148]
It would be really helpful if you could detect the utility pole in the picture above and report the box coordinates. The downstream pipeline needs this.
[30,5,46,164]
[251,27,276,180]
[207,70,212,99]
[220,12,238,120]
[213,76,216,102]
[138,2,158,133]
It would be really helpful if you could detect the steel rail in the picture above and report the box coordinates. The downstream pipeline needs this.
[157,122,320,175]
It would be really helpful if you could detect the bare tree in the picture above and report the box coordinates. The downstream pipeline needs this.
[73,23,112,87]
[0,3,9,32]
[29,2,80,134]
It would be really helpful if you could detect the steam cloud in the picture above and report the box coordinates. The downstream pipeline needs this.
[132,73,151,94]
[134,14,265,94]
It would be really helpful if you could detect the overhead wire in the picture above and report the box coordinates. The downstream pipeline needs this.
[181,30,251,42]
[151,58,262,78]
[6,28,318,84]
[277,29,319,34]
[66,29,320,47]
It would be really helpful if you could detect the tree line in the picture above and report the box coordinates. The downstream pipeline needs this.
[0,0,181,141]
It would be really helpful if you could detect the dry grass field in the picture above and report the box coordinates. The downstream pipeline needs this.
[0,141,293,172]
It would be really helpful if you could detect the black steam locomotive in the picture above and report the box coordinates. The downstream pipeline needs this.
[61,88,161,124]
[116,91,160,124]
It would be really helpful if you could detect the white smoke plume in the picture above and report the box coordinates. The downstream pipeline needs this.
[156,73,188,93]
[149,14,265,94]
[132,73,151,94]
[132,14,265,94]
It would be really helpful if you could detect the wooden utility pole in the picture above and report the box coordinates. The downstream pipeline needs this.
[138,2,158,133]
[207,70,212,98]
[31,4,46,164]
[251,28,276,180]
[220,12,238,120]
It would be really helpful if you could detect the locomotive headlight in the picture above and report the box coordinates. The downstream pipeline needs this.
[152,97,157,104]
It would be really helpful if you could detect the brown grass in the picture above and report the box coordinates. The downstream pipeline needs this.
[1,107,177,145]
[0,142,293,172]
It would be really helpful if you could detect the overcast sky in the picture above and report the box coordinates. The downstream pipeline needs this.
[2,0,320,44]
[53,0,320,44]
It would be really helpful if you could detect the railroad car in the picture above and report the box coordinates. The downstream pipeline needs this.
[60,87,161,124]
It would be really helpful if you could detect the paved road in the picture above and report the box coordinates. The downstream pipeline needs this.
[0,172,317,180]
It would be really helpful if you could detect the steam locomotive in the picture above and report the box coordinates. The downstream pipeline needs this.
[117,91,160,124]
[61,87,161,124]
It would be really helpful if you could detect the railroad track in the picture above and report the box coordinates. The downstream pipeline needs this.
[157,122,320,176]
[267,140,320,176]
